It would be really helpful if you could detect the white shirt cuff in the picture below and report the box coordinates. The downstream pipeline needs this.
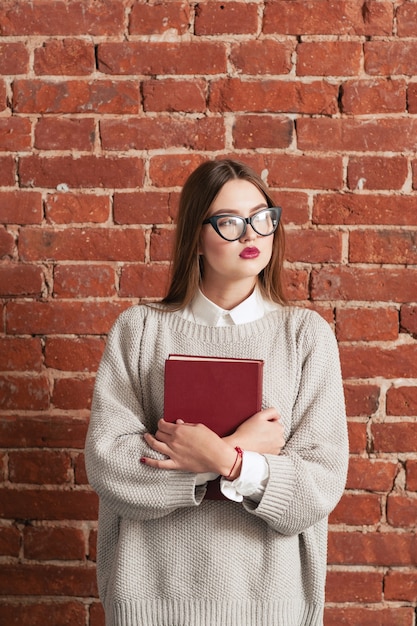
[220,450,269,503]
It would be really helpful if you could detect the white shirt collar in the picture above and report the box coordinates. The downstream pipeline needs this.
[183,287,278,327]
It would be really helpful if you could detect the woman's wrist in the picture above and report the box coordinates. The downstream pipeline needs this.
[221,446,243,481]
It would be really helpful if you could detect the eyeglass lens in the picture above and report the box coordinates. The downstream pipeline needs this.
[217,208,278,241]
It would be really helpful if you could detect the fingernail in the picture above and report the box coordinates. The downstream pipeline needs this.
[140,457,146,464]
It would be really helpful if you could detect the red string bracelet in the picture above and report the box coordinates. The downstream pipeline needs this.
[226,446,243,480]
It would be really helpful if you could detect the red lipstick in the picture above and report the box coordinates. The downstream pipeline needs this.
[240,247,260,259]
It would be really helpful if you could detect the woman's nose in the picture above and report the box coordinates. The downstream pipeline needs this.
[240,222,257,242]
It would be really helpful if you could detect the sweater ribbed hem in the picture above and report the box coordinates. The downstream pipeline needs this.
[109,598,323,626]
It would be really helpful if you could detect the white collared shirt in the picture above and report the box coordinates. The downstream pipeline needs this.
[180,288,278,503]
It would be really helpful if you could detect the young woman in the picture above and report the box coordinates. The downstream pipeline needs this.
[85,159,348,626]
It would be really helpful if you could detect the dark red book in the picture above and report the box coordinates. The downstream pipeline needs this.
[164,354,263,499]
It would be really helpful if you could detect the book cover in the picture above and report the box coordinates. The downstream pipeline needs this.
[164,354,263,499]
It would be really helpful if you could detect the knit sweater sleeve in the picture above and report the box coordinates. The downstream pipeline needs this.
[85,308,203,521]
[243,311,349,535]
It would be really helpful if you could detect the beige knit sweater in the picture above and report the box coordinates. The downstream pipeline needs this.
[85,304,348,626]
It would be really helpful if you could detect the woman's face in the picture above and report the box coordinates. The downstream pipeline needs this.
[199,179,275,293]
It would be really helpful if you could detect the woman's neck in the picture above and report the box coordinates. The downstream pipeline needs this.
[200,279,257,310]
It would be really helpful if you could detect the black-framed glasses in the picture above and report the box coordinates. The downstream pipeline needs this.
[202,207,282,242]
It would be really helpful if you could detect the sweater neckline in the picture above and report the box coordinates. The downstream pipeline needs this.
[146,304,294,345]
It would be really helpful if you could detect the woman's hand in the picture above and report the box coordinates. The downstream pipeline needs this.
[141,419,238,477]
[223,407,285,455]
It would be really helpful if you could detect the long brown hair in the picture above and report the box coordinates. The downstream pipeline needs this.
[161,159,287,309]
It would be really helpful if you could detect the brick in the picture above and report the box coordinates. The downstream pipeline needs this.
[348,421,367,454]
[0,601,87,626]
[286,229,342,263]
[143,78,206,113]
[266,154,343,190]
[0,226,14,257]
[297,42,362,76]
[20,155,143,190]
[0,157,15,186]
[53,264,116,298]
[308,304,334,325]
[406,460,417,491]
[209,78,338,115]
[0,563,97,596]
[387,494,417,528]
[129,1,190,35]
[0,79,5,112]
[324,606,414,626]
[24,526,85,560]
[34,38,95,75]
[349,229,417,264]
[263,0,393,36]
[88,528,97,562]
[401,305,417,338]
[0,191,42,224]
[19,227,145,262]
[45,337,105,372]
[340,344,417,379]
[150,228,175,262]
[230,40,293,75]
[365,41,417,75]
[0,337,43,372]
[410,160,417,189]
[325,570,382,603]
[311,267,417,303]
[6,301,130,335]
[0,488,98,521]
[9,450,72,485]
[0,263,43,297]
[97,42,226,75]
[314,193,417,225]
[408,83,417,114]
[90,601,105,626]
[233,115,293,150]
[52,377,94,410]
[272,192,309,226]
[195,2,258,35]
[387,386,417,416]
[0,117,31,151]
[0,525,20,557]
[149,154,205,188]
[113,192,172,225]
[0,415,88,449]
[0,42,29,74]
[336,307,398,341]
[74,452,88,485]
[328,530,417,566]
[101,116,225,152]
[373,422,417,453]
[344,383,380,417]
[283,268,309,301]
[347,156,408,191]
[298,118,417,152]
[35,118,96,151]
[346,458,397,491]
[119,263,170,299]
[341,79,406,114]
[13,79,139,114]
[397,3,417,37]
[45,193,110,225]
[0,375,50,410]
[0,2,125,36]
[385,570,417,602]
[329,493,381,525]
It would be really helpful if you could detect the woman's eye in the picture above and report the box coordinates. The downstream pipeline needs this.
[218,217,238,227]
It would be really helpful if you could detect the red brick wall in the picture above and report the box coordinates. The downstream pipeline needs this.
[1,1,417,624]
